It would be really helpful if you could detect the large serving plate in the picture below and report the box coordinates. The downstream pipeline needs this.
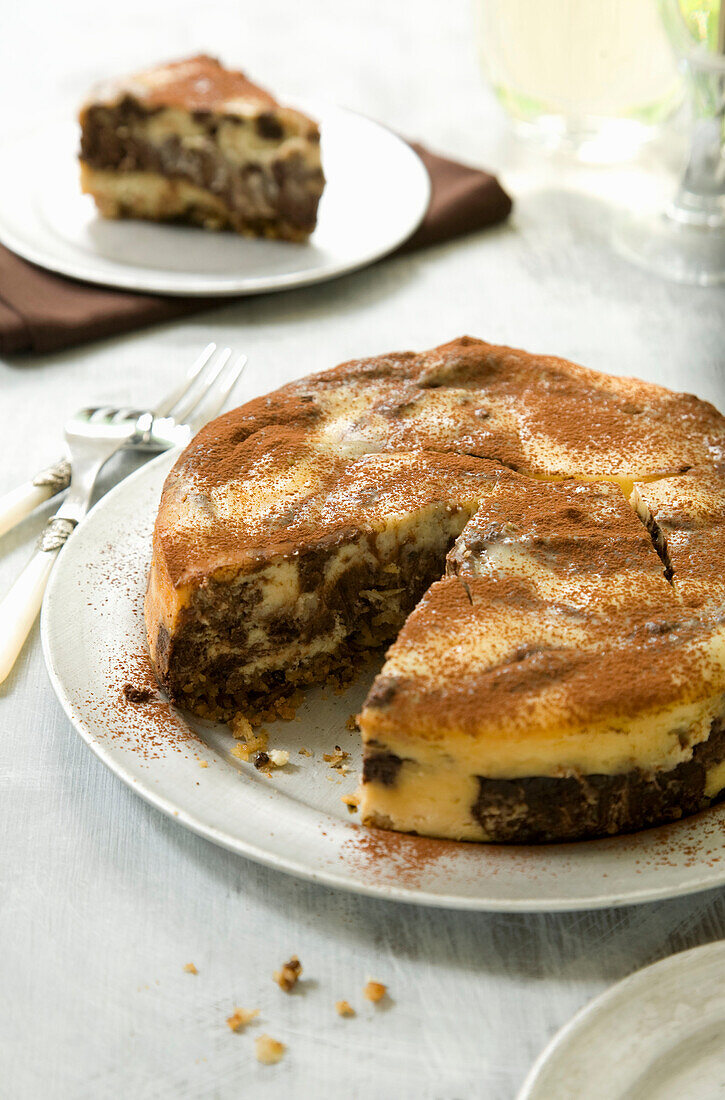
[42,452,725,911]
[0,106,430,296]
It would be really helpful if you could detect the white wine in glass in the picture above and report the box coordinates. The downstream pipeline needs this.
[474,0,682,160]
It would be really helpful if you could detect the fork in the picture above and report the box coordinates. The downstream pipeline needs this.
[0,342,227,540]
[0,344,247,685]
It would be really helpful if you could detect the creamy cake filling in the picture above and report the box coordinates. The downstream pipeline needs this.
[360,723,725,843]
[157,501,483,719]
[80,101,323,237]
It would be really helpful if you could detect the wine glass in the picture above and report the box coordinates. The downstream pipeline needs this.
[612,0,725,284]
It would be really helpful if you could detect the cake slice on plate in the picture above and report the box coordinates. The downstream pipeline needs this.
[79,55,325,241]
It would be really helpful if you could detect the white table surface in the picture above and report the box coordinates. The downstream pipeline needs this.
[2,2,725,1097]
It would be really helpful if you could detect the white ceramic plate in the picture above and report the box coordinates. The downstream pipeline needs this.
[42,452,725,911]
[519,940,725,1099]
[0,108,430,296]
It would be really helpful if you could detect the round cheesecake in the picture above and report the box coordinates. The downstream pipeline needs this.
[146,337,725,842]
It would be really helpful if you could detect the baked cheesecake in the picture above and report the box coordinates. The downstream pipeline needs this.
[79,55,325,241]
[145,336,725,842]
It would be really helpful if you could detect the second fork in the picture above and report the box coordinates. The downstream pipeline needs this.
[0,345,246,684]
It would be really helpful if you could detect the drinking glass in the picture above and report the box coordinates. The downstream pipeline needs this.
[612,0,725,284]
[474,0,682,161]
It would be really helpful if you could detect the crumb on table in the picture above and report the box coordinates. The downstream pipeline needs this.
[255,1035,286,1064]
[364,980,387,1003]
[336,1000,355,1017]
[227,1007,260,1032]
[274,955,302,992]
[183,962,198,975]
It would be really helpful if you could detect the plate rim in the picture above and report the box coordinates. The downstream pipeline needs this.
[517,939,725,1099]
[40,453,725,913]
[0,106,431,297]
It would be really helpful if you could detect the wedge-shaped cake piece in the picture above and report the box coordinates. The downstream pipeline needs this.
[147,448,510,719]
[358,479,725,842]
[631,465,725,613]
[79,55,325,240]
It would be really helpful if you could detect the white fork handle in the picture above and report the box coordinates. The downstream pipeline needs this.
[0,518,75,684]
[0,482,58,539]
[0,459,70,540]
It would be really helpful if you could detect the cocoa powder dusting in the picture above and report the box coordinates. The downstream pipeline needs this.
[102,55,278,113]
[152,336,725,589]
[343,825,466,887]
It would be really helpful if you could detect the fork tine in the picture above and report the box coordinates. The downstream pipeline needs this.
[184,353,248,433]
[89,406,117,422]
[166,347,232,425]
[152,343,218,418]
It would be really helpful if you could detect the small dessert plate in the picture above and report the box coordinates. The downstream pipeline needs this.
[0,106,430,296]
[42,452,725,912]
[519,940,725,1099]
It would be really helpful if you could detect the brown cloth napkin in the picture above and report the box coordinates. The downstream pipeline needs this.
[0,143,511,356]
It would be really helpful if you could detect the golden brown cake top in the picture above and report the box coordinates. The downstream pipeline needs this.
[448,477,674,616]
[82,55,316,130]
[361,572,725,745]
[157,447,509,587]
[361,476,725,751]
[155,336,725,590]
